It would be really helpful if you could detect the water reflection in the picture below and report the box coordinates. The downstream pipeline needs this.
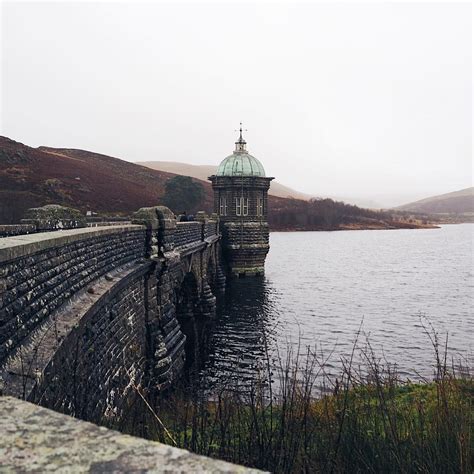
[198,277,278,391]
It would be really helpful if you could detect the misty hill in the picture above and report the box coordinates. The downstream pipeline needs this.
[396,187,474,215]
[0,136,214,223]
[137,161,313,201]
[0,136,434,231]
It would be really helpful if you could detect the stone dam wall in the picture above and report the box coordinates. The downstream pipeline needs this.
[0,206,224,425]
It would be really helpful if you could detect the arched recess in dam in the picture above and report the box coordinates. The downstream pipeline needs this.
[175,272,200,370]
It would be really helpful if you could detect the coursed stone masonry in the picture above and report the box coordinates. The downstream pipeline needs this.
[0,205,225,425]
[208,129,274,276]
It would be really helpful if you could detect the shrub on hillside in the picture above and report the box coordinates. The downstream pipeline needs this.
[162,176,205,214]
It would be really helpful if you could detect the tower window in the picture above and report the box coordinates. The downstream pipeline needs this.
[257,197,264,216]
[236,197,242,216]
[219,196,227,216]
[235,197,249,216]
[242,198,249,216]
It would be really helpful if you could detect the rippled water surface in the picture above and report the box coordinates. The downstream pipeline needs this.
[200,225,473,387]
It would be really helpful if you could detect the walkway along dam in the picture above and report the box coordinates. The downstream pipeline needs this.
[0,206,226,424]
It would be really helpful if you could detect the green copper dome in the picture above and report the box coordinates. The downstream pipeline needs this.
[216,126,266,177]
[216,153,266,177]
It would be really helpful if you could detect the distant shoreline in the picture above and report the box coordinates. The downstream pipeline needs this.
[270,223,441,232]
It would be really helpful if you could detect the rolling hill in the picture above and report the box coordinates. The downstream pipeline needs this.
[0,136,214,223]
[396,187,474,215]
[137,161,314,200]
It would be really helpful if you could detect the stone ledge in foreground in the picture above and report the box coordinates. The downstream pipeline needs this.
[0,396,263,473]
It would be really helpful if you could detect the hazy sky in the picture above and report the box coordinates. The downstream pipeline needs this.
[1,1,472,207]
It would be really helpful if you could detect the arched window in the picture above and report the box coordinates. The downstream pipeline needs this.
[242,197,249,216]
[257,196,264,216]
[235,197,249,216]
[219,196,227,216]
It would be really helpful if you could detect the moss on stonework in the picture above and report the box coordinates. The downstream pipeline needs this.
[230,267,265,276]
[23,204,86,230]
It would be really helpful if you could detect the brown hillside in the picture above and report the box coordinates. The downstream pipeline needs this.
[396,187,474,214]
[0,137,214,223]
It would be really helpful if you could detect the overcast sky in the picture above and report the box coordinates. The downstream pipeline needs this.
[1,1,472,207]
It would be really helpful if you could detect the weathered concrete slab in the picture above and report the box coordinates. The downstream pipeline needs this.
[0,396,262,473]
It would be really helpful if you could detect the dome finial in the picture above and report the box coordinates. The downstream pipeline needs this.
[235,122,247,153]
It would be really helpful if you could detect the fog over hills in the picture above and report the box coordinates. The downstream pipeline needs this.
[396,187,474,215]
[138,161,314,201]
[3,132,469,227]
[136,161,390,208]
[135,161,441,210]
[1,135,434,231]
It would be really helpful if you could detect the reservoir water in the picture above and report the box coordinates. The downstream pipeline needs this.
[200,224,473,389]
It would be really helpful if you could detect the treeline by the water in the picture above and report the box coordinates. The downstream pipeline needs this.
[268,197,427,231]
[115,324,472,473]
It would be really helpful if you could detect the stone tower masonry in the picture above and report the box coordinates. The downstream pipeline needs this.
[209,126,274,276]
